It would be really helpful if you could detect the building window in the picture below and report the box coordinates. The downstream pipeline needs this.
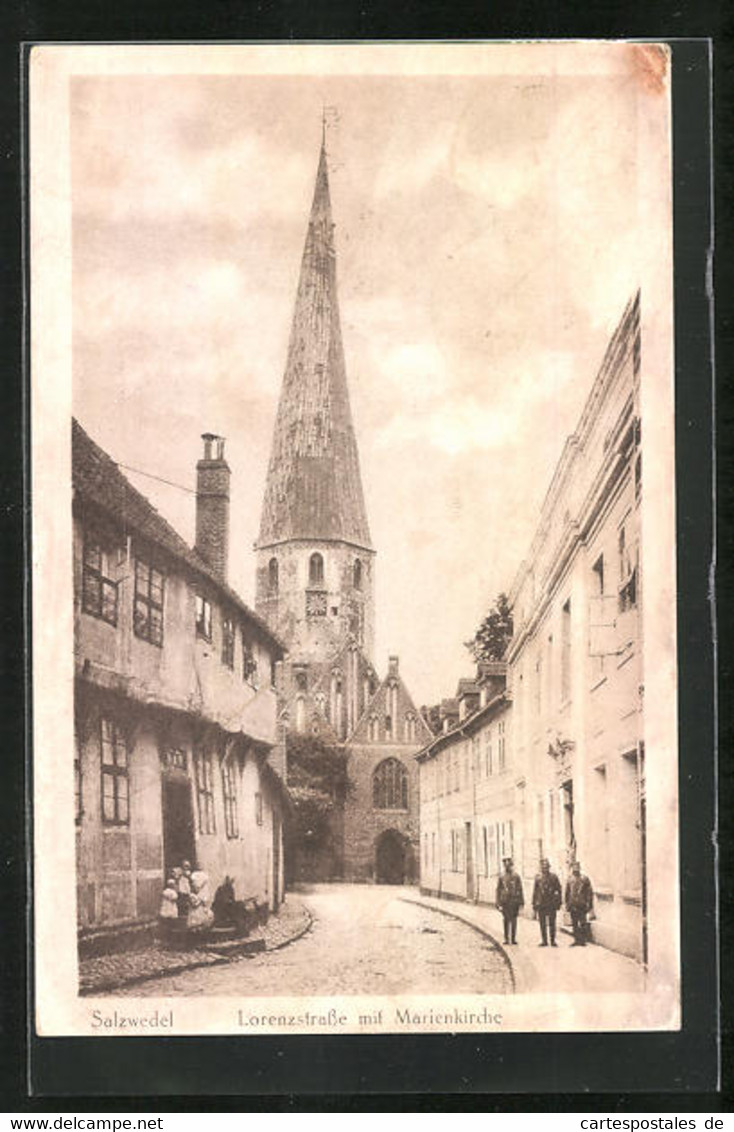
[353,559,362,589]
[309,552,324,586]
[268,557,279,592]
[592,764,611,886]
[451,829,461,872]
[368,714,379,742]
[592,554,605,596]
[471,734,480,777]
[195,750,216,834]
[405,713,417,742]
[618,524,638,611]
[295,696,306,732]
[500,820,514,862]
[163,746,187,772]
[485,727,493,777]
[82,539,118,625]
[590,559,605,679]
[100,717,129,825]
[619,749,643,892]
[255,792,263,826]
[498,720,506,772]
[222,760,239,839]
[242,637,258,684]
[75,741,83,824]
[384,714,392,738]
[222,617,235,668]
[561,599,572,702]
[133,558,164,645]
[373,757,408,810]
[195,594,212,641]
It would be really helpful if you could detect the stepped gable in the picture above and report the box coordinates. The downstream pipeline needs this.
[257,142,372,551]
[350,661,433,747]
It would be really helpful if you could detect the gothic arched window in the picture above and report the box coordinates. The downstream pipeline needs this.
[373,758,408,810]
[353,558,362,590]
[268,557,279,592]
[309,552,324,586]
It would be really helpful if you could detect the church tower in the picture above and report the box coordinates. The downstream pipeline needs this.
[255,136,375,663]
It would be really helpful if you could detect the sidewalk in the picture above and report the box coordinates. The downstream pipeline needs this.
[79,894,313,995]
[401,892,645,995]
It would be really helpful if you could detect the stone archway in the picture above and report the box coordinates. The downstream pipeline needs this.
[375,829,406,885]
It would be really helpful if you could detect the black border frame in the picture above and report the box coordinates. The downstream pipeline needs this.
[0,10,724,1108]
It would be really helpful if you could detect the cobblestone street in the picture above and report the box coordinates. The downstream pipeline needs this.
[114,884,513,997]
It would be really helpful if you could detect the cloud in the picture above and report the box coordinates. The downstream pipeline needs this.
[373,346,577,456]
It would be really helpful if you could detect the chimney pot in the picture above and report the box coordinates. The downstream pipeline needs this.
[196,433,230,580]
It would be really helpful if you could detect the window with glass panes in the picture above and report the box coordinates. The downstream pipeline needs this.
[100,718,129,825]
[222,617,235,668]
[242,636,258,684]
[195,750,216,834]
[372,757,408,810]
[498,720,506,771]
[195,594,212,641]
[134,558,164,645]
[485,726,493,776]
[75,739,83,824]
[222,759,238,838]
[82,538,119,625]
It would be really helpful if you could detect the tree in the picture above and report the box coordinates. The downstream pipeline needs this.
[420,703,442,736]
[465,592,514,663]
[285,732,349,852]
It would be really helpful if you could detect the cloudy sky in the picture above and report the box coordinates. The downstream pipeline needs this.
[70,49,665,704]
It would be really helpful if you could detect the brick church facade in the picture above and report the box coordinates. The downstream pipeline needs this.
[255,137,431,883]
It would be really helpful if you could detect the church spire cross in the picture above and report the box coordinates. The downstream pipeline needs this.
[256,132,372,551]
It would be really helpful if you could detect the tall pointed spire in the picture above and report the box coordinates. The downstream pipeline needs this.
[257,136,372,550]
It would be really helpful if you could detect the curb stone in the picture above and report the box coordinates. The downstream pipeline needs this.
[399,895,516,994]
[80,896,314,994]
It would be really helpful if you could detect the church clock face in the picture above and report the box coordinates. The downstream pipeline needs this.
[306,589,327,618]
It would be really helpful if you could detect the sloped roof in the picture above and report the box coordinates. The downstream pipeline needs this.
[72,418,284,654]
[257,143,372,551]
[415,691,511,763]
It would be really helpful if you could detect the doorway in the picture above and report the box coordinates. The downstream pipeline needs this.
[161,777,196,876]
[375,830,406,884]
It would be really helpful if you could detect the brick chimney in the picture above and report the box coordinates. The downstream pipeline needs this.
[196,433,230,581]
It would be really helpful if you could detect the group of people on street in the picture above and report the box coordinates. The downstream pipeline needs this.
[159,859,213,932]
[495,856,594,948]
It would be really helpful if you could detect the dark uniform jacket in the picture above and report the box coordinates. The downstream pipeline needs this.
[565,873,593,912]
[496,872,524,909]
[532,870,562,912]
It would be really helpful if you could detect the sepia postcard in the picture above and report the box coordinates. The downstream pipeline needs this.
[31,41,680,1038]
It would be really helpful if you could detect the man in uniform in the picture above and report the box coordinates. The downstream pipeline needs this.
[565,860,594,946]
[531,857,562,947]
[495,856,524,945]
